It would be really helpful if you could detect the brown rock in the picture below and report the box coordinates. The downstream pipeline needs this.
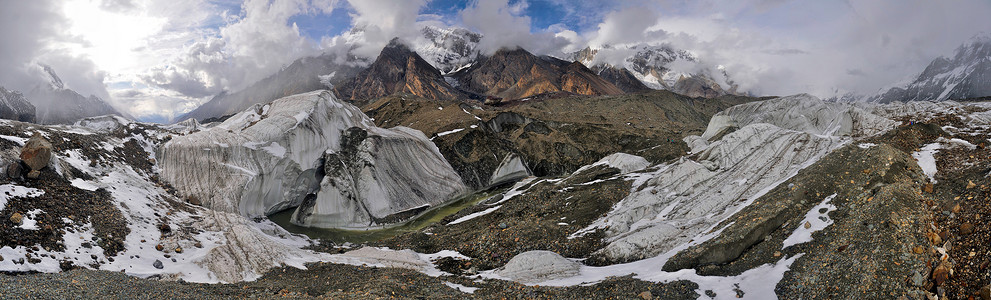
[953,204,962,213]
[968,180,977,189]
[26,170,40,179]
[174,247,183,254]
[932,261,951,285]
[10,212,23,225]
[924,183,934,193]
[19,132,52,171]
[980,285,990,300]
[773,251,782,257]
[913,246,925,254]
[960,223,975,235]
[155,244,164,251]
[5,161,22,178]
[927,231,942,245]
[804,221,812,229]
[939,229,950,241]
[639,291,653,300]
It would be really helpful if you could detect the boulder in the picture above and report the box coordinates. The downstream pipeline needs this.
[20,132,52,171]
[496,250,581,284]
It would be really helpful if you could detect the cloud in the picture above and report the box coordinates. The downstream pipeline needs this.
[143,0,329,98]
[460,0,571,55]
[339,0,428,58]
[0,0,113,102]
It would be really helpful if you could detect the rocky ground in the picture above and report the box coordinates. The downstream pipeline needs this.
[363,90,757,188]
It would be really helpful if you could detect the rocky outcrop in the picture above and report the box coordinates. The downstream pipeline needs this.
[159,90,467,229]
[590,65,651,93]
[0,87,36,123]
[335,39,465,105]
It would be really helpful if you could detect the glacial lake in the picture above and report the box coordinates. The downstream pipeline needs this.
[268,189,503,244]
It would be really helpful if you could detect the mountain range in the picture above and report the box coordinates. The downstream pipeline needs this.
[870,33,991,103]
[175,26,747,123]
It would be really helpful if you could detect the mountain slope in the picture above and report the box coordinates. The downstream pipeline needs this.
[573,46,741,98]
[873,33,991,103]
[25,65,123,125]
[334,38,466,105]
[0,86,36,122]
[177,53,365,123]
[452,47,624,101]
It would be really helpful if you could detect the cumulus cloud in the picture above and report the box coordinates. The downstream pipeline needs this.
[460,0,571,55]
[339,0,429,58]
[143,0,326,99]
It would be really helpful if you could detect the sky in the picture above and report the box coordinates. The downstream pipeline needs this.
[1,0,990,123]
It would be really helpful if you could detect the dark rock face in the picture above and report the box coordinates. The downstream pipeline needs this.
[591,65,651,93]
[0,87,36,123]
[452,48,624,101]
[335,38,466,105]
[671,76,726,99]
[177,53,365,123]
[873,34,991,102]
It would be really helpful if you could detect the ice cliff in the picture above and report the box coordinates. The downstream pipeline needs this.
[159,90,467,229]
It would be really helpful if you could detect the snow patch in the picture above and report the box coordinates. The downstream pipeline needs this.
[912,143,941,182]
[448,206,501,225]
[782,194,838,249]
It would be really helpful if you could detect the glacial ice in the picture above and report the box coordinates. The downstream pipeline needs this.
[584,94,898,262]
[487,153,531,187]
[159,90,467,229]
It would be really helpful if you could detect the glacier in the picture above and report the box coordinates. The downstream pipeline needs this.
[159,90,467,229]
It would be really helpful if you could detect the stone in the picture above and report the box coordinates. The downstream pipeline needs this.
[155,244,164,251]
[496,251,581,284]
[979,285,990,300]
[913,246,925,254]
[911,270,925,287]
[499,223,508,229]
[924,183,934,193]
[26,170,40,179]
[153,259,163,269]
[932,261,951,285]
[174,247,183,254]
[19,132,52,171]
[773,251,782,257]
[960,223,974,235]
[968,180,977,189]
[804,221,812,229]
[952,204,962,213]
[10,212,23,225]
[5,162,22,178]
[639,291,653,300]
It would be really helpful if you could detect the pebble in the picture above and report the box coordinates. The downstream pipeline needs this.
[773,251,781,257]
[155,244,164,251]
[153,260,164,269]
[175,247,183,254]
[960,223,974,235]
[639,291,653,300]
[967,180,977,189]
[952,204,962,213]
[911,270,925,287]
[498,223,508,229]
[932,262,951,286]
[803,221,811,229]
[10,212,23,225]
[980,285,991,300]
